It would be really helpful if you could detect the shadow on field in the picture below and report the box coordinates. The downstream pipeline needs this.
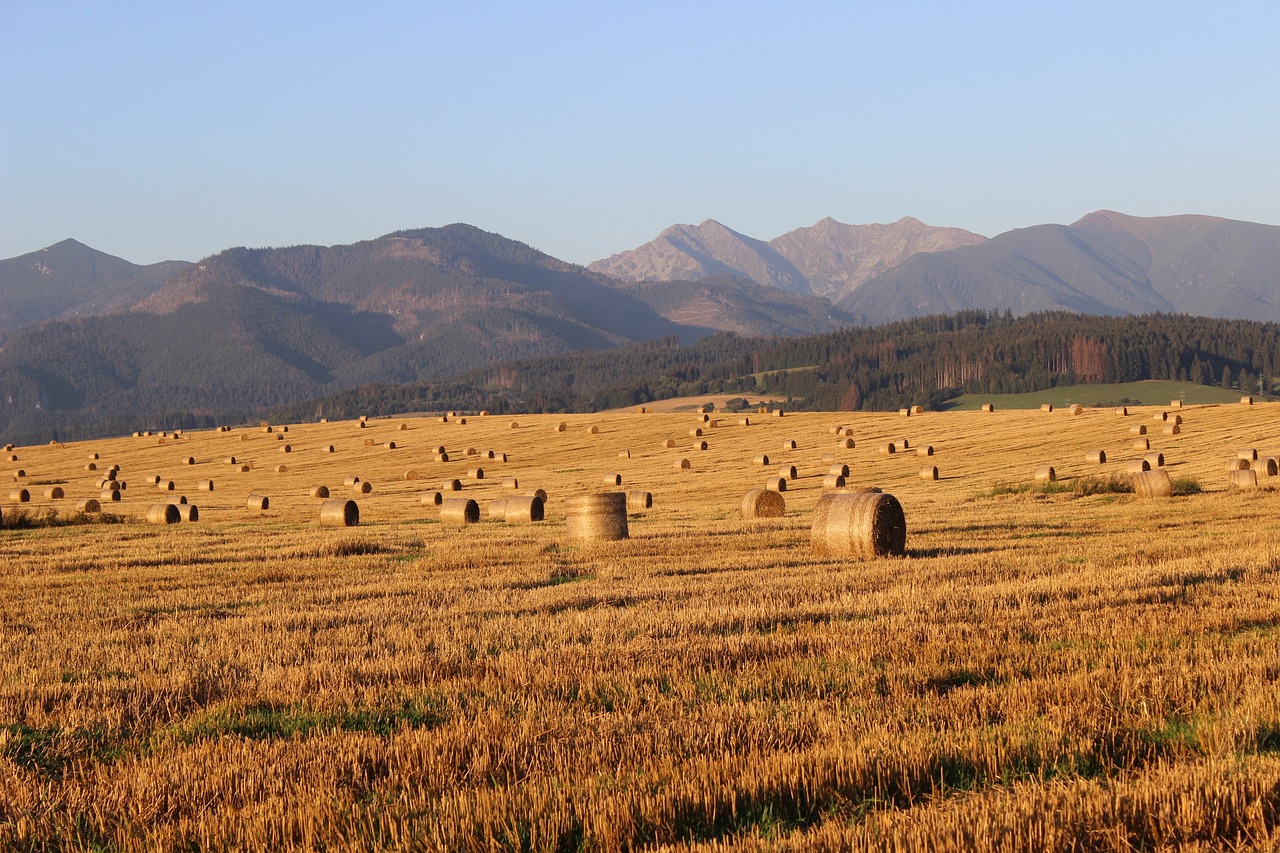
[907,546,996,558]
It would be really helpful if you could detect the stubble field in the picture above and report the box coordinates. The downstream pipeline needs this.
[2,402,1278,851]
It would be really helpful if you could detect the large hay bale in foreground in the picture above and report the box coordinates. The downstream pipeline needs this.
[147,504,180,524]
[440,498,479,525]
[320,499,359,527]
[1230,469,1258,490]
[741,488,785,519]
[1227,459,1250,472]
[565,493,629,542]
[247,494,269,511]
[811,492,906,558]
[626,491,652,512]
[1259,457,1279,477]
[1034,466,1056,483]
[1133,469,1172,497]
[505,495,545,522]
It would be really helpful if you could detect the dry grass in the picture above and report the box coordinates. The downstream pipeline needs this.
[1,405,1279,850]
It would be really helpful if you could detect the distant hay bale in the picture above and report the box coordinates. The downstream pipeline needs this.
[88,452,99,460]
[555,423,567,432]
[147,504,180,524]
[320,499,359,527]
[899,439,910,450]
[1153,412,1169,422]
[100,489,122,502]
[689,428,703,437]
[1087,450,1106,464]
[1258,457,1279,477]
[1170,400,1183,408]
[1034,466,1056,483]
[1040,404,1053,412]
[274,434,284,442]
[1068,404,1084,416]
[263,425,273,433]
[700,414,711,423]
[311,485,330,498]
[355,481,373,494]
[279,445,291,454]
[184,456,196,465]
[1229,469,1258,489]
[565,493,629,541]
[85,462,97,472]
[385,442,397,450]
[1227,459,1250,472]
[224,456,237,464]
[11,469,25,479]
[773,410,784,418]
[444,479,462,491]
[485,450,496,459]
[420,490,443,506]
[1127,460,1152,474]
[674,458,691,471]
[758,406,768,414]
[626,491,652,512]
[617,450,631,459]
[359,416,368,424]
[178,504,199,522]
[44,486,64,500]
[504,495,545,523]
[1171,414,1183,425]
[82,499,101,513]
[766,476,787,493]
[495,453,508,463]
[404,469,420,481]
[603,473,622,486]
[1115,406,1128,416]
[781,439,797,450]
[920,466,938,481]
[694,441,708,451]
[822,474,846,489]
[637,406,647,414]
[237,465,251,473]
[838,438,855,449]
[879,443,896,455]
[1241,396,1254,405]
[589,425,600,434]
[466,467,484,480]
[246,494,269,511]
[811,492,907,558]
[1237,448,1258,461]
[778,465,798,479]
[274,464,287,473]
[898,408,911,417]
[1163,424,1181,436]
[158,480,175,491]
[738,417,750,426]
[440,498,480,525]
[197,480,214,492]
[363,438,376,447]
[911,405,924,415]
[398,422,409,431]
[434,452,450,463]
[523,488,548,503]
[981,404,995,412]
[99,479,119,490]
[436,417,448,424]
[753,454,770,466]
[178,496,188,505]
[155,438,167,446]
[828,464,850,478]
[343,476,362,487]
[663,438,677,449]
[1133,438,1150,451]
[1133,468,1172,498]
[431,444,445,454]
[147,475,161,485]
[480,411,489,417]
[502,477,519,490]
[917,445,934,457]
[1144,452,1164,468]
[1130,425,1147,436]
[510,421,520,429]
[464,448,477,456]
[740,488,785,519]
[240,434,249,442]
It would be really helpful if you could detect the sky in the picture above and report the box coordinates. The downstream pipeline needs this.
[2,1,1278,266]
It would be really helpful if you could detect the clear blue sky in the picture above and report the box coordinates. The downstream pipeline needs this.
[2,1,1277,265]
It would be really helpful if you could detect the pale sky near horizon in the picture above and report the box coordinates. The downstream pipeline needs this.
[2,1,1277,266]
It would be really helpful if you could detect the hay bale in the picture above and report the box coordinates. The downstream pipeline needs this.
[1127,460,1152,474]
[674,458,691,471]
[495,453,508,463]
[1130,425,1147,436]
[917,445,934,457]
[183,456,196,465]
[320,499,359,527]
[693,441,708,451]
[247,494,269,511]
[1133,438,1150,451]
[310,485,330,498]
[523,488,548,502]
[589,425,600,434]
[1041,404,1053,412]
[274,464,288,474]
[774,410,784,418]
[911,405,924,415]
[741,488,785,519]
[919,466,938,481]
[981,404,995,412]
[1163,424,1181,436]
[689,428,703,437]
[1230,469,1258,489]
[822,474,846,489]
[879,443,896,455]
[555,423,567,433]
[404,469,420,481]
[502,477,519,490]
[1153,412,1169,422]
[828,464,850,478]
[147,504,180,524]
[82,499,101,513]
[1241,396,1254,405]
[224,456,237,465]
[147,475,161,485]
[1034,467,1056,483]
[778,465,798,479]
[1257,457,1278,477]
[363,438,376,447]
[466,467,484,480]
[279,445,291,454]
[781,439,797,451]
[85,462,97,472]
[738,417,750,426]
[1115,406,1128,416]
[239,434,249,442]
[385,442,397,450]
[603,473,622,487]
[11,469,25,479]
[505,495,545,522]
[398,423,409,431]
[1144,452,1164,468]
[44,486,64,500]
[263,425,273,433]
[838,438,855,449]
[663,439,677,449]
[899,439,911,450]
[199,479,216,492]
[766,476,787,493]
[898,408,911,417]
[626,491,652,512]
[1227,459,1250,472]
[177,496,188,505]
[421,490,443,506]
[510,421,519,429]
[753,454,770,466]
[811,492,907,558]
[158,480,175,492]
[356,481,373,494]
[237,464,251,473]
[464,448,477,456]
[444,479,462,491]
[1087,450,1106,464]
[99,480,120,491]
[565,493,629,541]
[1170,400,1183,408]
[1133,468,1172,498]
[617,450,631,460]
[1238,448,1259,461]
[440,497,480,525]
[700,414,711,423]
[343,476,361,487]
[100,489,121,502]
[325,445,336,454]
[434,452,450,463]
[177,504,199,522]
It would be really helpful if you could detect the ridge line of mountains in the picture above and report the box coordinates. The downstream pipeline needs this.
[1,211,1277,441]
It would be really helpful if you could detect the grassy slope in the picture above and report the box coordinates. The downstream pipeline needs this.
[947,380,1253,410]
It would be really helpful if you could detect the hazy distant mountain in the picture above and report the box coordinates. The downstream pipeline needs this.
[589,216,986,300]
[0,239,190,337]
[617,275,857,337]
[839,211,1280,323]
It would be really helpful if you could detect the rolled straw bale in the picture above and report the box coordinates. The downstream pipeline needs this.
[1068,404,1084,416]
[158,480,175,492]
[821,452,836,464]
[1087,450,1106,464]
[237,464,251,473]
[435,417,447,424]
[524,488,549,502]
[240,434,249,441]
[85,462,97,472]
[464,448,477,456]
[693,441,708,451]
[638,407,647,414]
[178,504,199,522]
[1133,438,1150,451]
[11,469,25,479]
[363,438,376,447]
[280,445,291,454]
[466,467,484,480]
[399,423,409,431]
[738,417,750,426]
[829,426,844,435]
[133,431,142,437]
[355,481,373,494]
[44,486,64,500]
[274,434,284,442]
[1230,469,1258,489]
[920,466,939,481]
[178,496,187,505]
[1171,414,1183,425]
[1133,468,1172,498]
[1127,460,1152,474]
[838,438,855,449]
[502,477,519,490]
[1163,424,1181,436]
[1170,400,1183,408]
[421,490,443,506]
[246,494,269,510]
[1034,467,1056,483]
[617,450,631,459]
[899,439,911,449]
[603,473,622,487]
[1153,412,1169,422]
[912,405,924,415]
[589,425,600,434]
[1041,404,1053,412]
[1237,448,1258,461]
[663,439,677,449]
[147,504,180,524]
[982,404,995,412]
[1115,407,1128,416]
[1227,459,1250,472]
[1130,425,1147,436]
[555,423,567,432]
[2,444,10,451]
[510,421,519,429]
[674,458,691,471]
[449,411,458,418]
[100,489,121,502]
[88,452,99,461]
[778,465,798,479]
[1258,457,1279,477]
[917,445,934,457]
[444,479,462,491]
[147,475,162,485]
[828,464,850,478]
[100,479,120,491]
[1241,396,1254,405]
[495,453,508,463]
[689,428,703,437]
[184,456,196,465]
[310,485,330,498]
[758,407,768,414]
[320,499,359,527]
[565,493,629,541]
[1144,452,1165,468]
[82,499,101,513]
[822,474,846,489]
[343,476,361,487]
[781,439,797,450]
[766,476,787,493]
[879,443,896,455]
[6,454,16,463]
[700,414,711,423]
[484,450,497,459]
[505,495,545,522]
[404,469,420,481]
[434,452,450,463]
[325,445,336,453]
[155,438,166,446]
[626,491,652,512]
[753,454,770,466]
[440,498,479,525]
[773,410,784,417]
[811,492,907,558]
[898,408,911,417]
[224,456,237,465]
[274,465,288,474]
[360,416,368,424]
[263,426,273,433]
[740,488,785,519]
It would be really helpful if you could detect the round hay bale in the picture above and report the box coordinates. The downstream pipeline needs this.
[778,465,798,479]
[177,504,199,522]
[464,448,477,457]
[602,473,622,487]
[663,439,677,449]
[310,485,330,498]
[879,443,896,455]
[435,417,447,425]
[263,425,273,433]
[485,450,496,459]
[81,499,101,513]
[1115,406,1128,416]
[495,453,508,463]
[820,452,836,464]
[343,476,361,487]
[440,497,480,525]
[279,445,291,454]
[2,443,10,451]
[385,441,397,450]
[178,496,188,505]
[700,414,711,423]
[766,476,787,493]
[919,466,938,481]
[1237,448,1259,461]
[1163,424,1181,436]
[85,462,98,472]
[466,467,484,480]
[1171,414,1183,425]
[1144,452,1165,468]
[674,458,691,471]
[822,474,846,489]
[565,493,629,541]
[510,421,519,429]
[917,445,934,457]
[434,452,450,463]
[617,450,631,459]
[404,469,420,481]
[589,425,600,434]
[326,445,336,453]
[356,481,373,494]
[147,504,180,524]
[360,416,368,424]
[274,464,288,474]
[899,439,911,450]
[1133,438,1150,451]
[753,454,770,466]
[363,438,376,447]
[443,478,463,491]
[184,456,196,465]
[320,499,359,527]
[11,469,25,479]
[1230,469,1258,489]
[780,440,798,452]
[247,494,269,511]
[1034,466,1056,483]
[224,456,237,465]
[1170,400,1183,409]
[1087,450,1106,464]
[828,464,850,478]
[158,480,175,492]
[693,441,708,451]
[555,423,567,433]
[239,434,249,442]
[689,428,703,437]
[625,490,652,512]
[1133,468,1172,498]
[274,434,284,442]
[1068,404,1084,416]
[738,417,750,426]
[898,408,911,418]
[421,490,443,506]
[524,488,549,502]
[100,489,122,502]
[1153,412,1169,422]
[1258,457,1279,477]
[398,422,409,431]
[1130,425,1147,436]
[147,475,161,485]
[741,488,785,519]
[505,495,545,522]
[1040,404,1053,413]
[829,426,844,435]
[237,464,251,473]
[838,438,855,449]
[1227,459,1250,472]
[773,410,784,418]
[502,477,519,490]
[811,492,906,558]
[99,480,121,491]
[1241,396,1254,405]
[44,486,64,500]
[1127,460,1152,474]
[155,438,166,446]
[981,404,995,412]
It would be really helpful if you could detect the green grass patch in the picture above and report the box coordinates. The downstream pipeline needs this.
[0,508,126,529]
[981,475,1134,499]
